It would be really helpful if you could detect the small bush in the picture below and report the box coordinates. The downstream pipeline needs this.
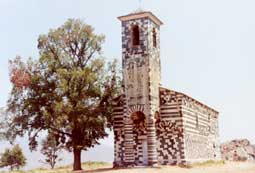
[178,162,192,169]
[238,156,247,162]
[0,145,26,170]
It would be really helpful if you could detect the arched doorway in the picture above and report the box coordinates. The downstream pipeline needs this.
[131,111,148,165]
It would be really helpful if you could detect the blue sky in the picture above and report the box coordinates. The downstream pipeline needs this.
[1,0,255,169]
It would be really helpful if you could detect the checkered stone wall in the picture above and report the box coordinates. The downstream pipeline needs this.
[113,95,126,167]
[157,88,186,165]
[156,121,185,165]
[181,94,221,162]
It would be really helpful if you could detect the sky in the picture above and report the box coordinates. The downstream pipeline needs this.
[1,0,255,169]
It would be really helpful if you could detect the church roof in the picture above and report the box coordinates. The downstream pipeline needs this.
[160,87,219,114]
[118,10,163,26]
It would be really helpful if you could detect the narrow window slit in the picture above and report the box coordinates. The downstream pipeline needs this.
[132,25,140,46]
[153,28,157,47]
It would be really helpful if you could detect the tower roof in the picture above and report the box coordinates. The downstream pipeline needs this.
[118,10,163,26]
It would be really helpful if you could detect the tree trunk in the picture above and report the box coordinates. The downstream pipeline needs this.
[73,148,82,171]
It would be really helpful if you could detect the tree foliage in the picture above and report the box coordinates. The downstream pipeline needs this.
[40,133,63,169]
[0,144,26,170]
[5,19,120,171]
[0,107,6,139]
[9,56,31,89]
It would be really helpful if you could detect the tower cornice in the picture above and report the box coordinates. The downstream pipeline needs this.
[118,11,163,26]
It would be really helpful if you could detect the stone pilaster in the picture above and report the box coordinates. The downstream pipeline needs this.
[147,116,158,166]
[123,117,135,165]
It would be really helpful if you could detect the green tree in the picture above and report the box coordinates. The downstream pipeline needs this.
[0,144,26,170]
[5,19,120,171]
[40,133,63,169]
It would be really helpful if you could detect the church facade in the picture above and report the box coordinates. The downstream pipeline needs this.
[113,11,220,167]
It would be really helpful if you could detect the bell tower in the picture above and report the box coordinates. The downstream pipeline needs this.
[118,11,163,166]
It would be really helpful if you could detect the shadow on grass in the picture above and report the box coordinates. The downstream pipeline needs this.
[83,167,115,173]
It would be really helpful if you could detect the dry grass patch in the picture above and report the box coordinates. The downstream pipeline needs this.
[190,160,225,168]
[3,161,255,173]
[0,161,111,173]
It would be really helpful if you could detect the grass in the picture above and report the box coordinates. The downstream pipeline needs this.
[177,160,225,169]
[190,160,225,167]
[0,160,225,173]
[0,161,111,173]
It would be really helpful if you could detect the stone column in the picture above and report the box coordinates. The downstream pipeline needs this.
[123,117,135,166]
[146,115,158,166]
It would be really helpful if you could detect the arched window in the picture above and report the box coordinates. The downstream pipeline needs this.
[153,28,157,47]
[155,111,160,123]
[132,25,140,46]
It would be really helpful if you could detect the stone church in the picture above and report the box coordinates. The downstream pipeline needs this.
[113,10,220,167]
